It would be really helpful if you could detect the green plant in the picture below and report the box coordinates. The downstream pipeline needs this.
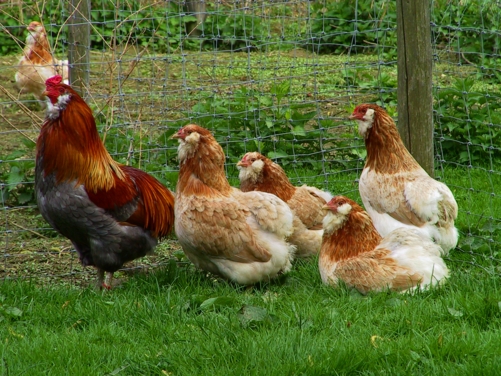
[431,0,501,68]
[306,0,397,59]
[0,139,36,206]
[159,81,326,170]
[100,125,178,190]
[202,11,269,51]
[434,77,501,166]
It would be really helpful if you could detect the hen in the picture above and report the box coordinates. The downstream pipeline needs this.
[237,151,332,257]
[36,76,175,289]
[350,104,458,255]
[15,21,69,108]
[172,125,296,285]
[319,196,449,294]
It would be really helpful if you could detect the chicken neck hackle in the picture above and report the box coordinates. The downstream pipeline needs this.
[321,196,382,261]
[237,152,296,201]
[172,124,232,196]
[350,104,421,174]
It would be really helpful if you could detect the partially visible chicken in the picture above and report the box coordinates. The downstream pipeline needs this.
[172,125,296,285]
[349,104,458,255]
[237,151,332,257]
[15,21,69,108]
[36,76,175,289]
[319,196,449,294]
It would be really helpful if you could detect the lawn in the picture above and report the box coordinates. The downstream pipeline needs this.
[0,164,501,375]
[0,251,500,375]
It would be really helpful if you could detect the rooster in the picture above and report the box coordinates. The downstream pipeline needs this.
[349,104,458,255]
[35,75,175,289]
[237,151,332,257]
[172,125,296,285]
[319,196,449,294]
[15,21,69,108]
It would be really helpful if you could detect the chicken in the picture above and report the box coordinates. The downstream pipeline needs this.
[172,125,296,285]
[35,75,175,289]
[15,21,69,108]
[237,151,332,257]
[319,196,449,294]
[349,104,458,255]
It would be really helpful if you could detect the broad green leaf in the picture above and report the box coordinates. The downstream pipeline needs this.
[17,192,33,205]
[480,221,501,233]
[238,305,275,327]
[267,151,288,159]
[409,350,421,362]
[447,307,464,317]
[292,126,306,137]
[259,96,273,107]
[199,296,235,310]
[7,167,24,191]
[6,150,25,160]
[385,298,403,307]
[4,306,22,317]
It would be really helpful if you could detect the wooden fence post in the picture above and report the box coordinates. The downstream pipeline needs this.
[184,0,207,37]
[68,0,91,99]
[396,0,434,177]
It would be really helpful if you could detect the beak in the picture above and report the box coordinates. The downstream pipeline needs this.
[348,114,356,120]
[170,129,183,140]
[321,204,330,211]
[236,160,248,167]
[42,90,49,97]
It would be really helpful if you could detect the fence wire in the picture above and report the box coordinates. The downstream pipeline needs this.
[0,0,500,285]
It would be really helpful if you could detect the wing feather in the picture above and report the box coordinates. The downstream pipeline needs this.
[335,248,422,294]
[176,188,273,263]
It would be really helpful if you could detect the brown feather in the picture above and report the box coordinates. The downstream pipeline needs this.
[239,152,327,228]
[321,205,382,262]
[240,154,296,201]
[22,22,54,66]
[335,248,423,294]
[361,104,422,174]
[37,81,174,238]
[37,86,125,193]
[175,125,232,197]
[319,196,428,293]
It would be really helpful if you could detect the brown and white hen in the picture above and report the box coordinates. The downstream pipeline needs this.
[319,196,449,294]
[172,125,296,285]
[15,21,69,108]
[237,151,333,257]
[349,104,458,255]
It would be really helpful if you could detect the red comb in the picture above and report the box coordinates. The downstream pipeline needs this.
[46,75,63,86]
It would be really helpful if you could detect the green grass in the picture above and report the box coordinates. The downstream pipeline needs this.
[1,164,501,374]
[1,258,500,375]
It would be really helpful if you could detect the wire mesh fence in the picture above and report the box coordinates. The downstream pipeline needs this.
[0,0,500,285]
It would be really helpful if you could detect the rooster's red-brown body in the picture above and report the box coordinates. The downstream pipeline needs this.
[35,75,174,288]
